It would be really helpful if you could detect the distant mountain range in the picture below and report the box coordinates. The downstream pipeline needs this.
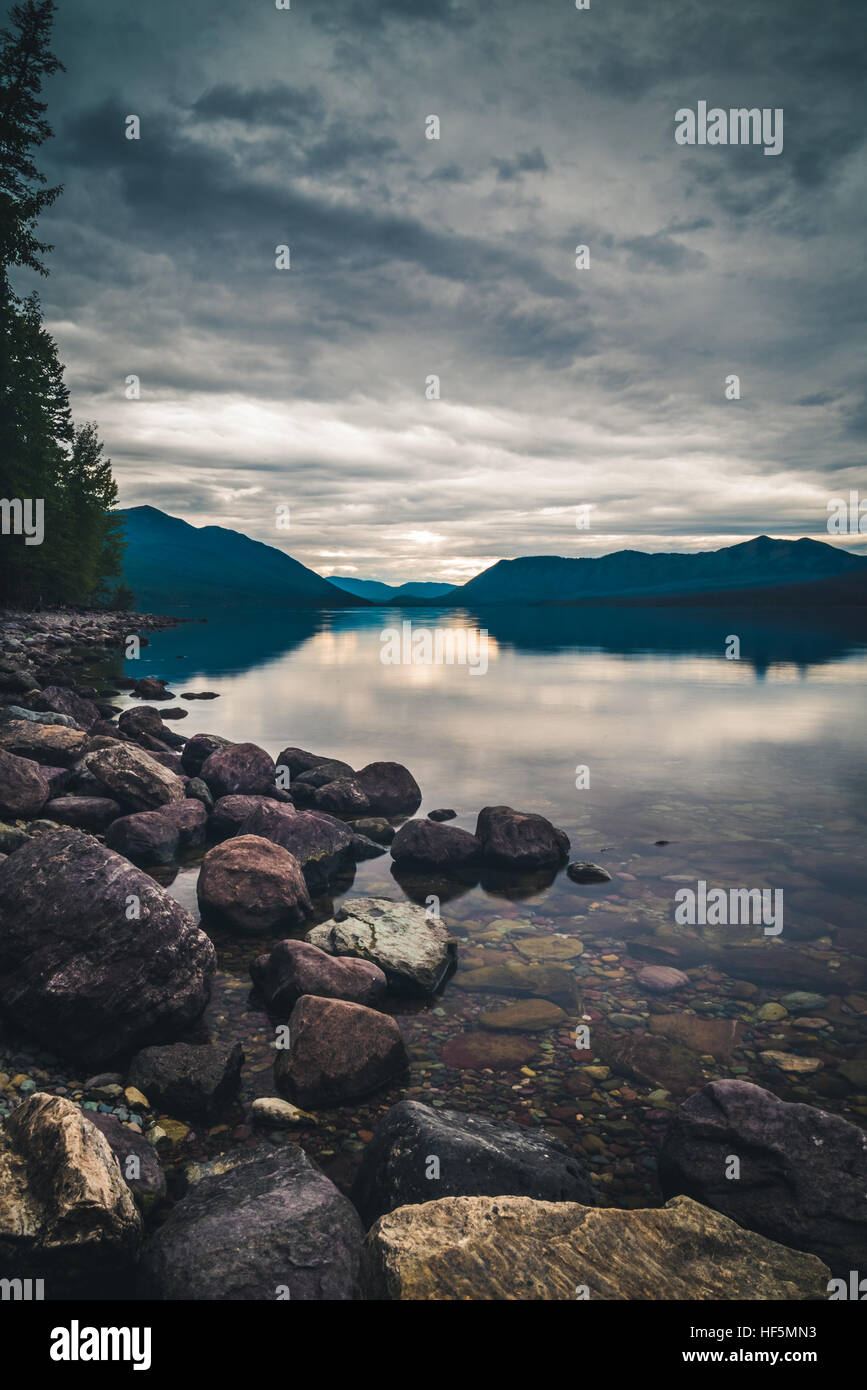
[328,576,456,601]
[427,536,867,606]
[118,508,867,610]
[119,506,366,608]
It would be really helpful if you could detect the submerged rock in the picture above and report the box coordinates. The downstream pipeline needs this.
[358,1193,830,1301]
[659,1079,867,1277]
[0,1093,141,1296]
[137,1144,362,1300]
[0,829,215,1065]
[306,895,457,996]
[566,861,612,885]
[275,995,407,1108]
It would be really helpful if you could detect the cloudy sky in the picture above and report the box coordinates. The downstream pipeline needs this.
[17,0,867,583]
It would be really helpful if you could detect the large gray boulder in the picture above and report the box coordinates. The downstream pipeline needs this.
[306,896,457,996]
[658,1079,867,1279]
[137,1144,362,1300]
[351,1099,597,1227]
[0,830,216,1065]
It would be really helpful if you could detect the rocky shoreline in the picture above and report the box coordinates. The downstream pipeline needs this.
[0,608,865,1300]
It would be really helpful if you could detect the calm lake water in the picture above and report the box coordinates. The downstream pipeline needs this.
[115,603,867,1202]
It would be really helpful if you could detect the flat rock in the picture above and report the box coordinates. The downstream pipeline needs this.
[358,1193,829,1300]
[351,1099,596,1227]
[650,1013,742,1058]
[250,1097,317,1129]
[440,1032,539,1069]
[44,795,121,831]
[306,896,456,996]
[658,1079,867,1278]
[0,719,87,766]
[479,998,567,1031]
[275,995,407,1108]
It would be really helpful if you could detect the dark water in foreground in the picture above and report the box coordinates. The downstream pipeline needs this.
[116,604,867,1203]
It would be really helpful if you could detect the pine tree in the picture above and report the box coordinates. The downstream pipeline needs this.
[0,1,130,608]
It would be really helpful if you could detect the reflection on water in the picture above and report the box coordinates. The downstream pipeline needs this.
[125,605,867,1203]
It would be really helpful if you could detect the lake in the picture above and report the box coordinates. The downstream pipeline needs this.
[115,602,867,1201]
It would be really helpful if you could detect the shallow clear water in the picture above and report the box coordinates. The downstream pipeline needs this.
[119,604,867,1201]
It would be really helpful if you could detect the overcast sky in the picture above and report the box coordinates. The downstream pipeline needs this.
[17,0,867,583]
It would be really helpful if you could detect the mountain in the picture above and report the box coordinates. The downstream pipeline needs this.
[432,537,867,606]
[328,576,457,601]
[118,506,369,609]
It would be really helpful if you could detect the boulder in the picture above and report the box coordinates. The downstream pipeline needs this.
[351,1099,596,1227]
[358,1194,829,1301]
[390,818,481,870]
[291,759,355,787]
[250,938,387,1013]
[127,1042,244,1121]
[0,748,50,817]
[117,705,171,742]
[306,896,457,996]
[197,834,313,934]
[211,793,275,839]
[0,1093,141,1296]
[83,1111,166,1213]
[240,802,355,894]
[275,995,407,1108]
[658,1079,867,1278]
[106,799,206,865]
[44,795,121,832]
[276,747,344,780]
[0,829,215,1065]
[355,761,421,816]
[82,741,186,811]
[137,1144,362,1300]
[131,677,175,701]
[0,719,87,766]
[181,732,232,777]
[200,741,276,798]
[475,805,569,870]
[293,777,371,817]
[36,685,99,731]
